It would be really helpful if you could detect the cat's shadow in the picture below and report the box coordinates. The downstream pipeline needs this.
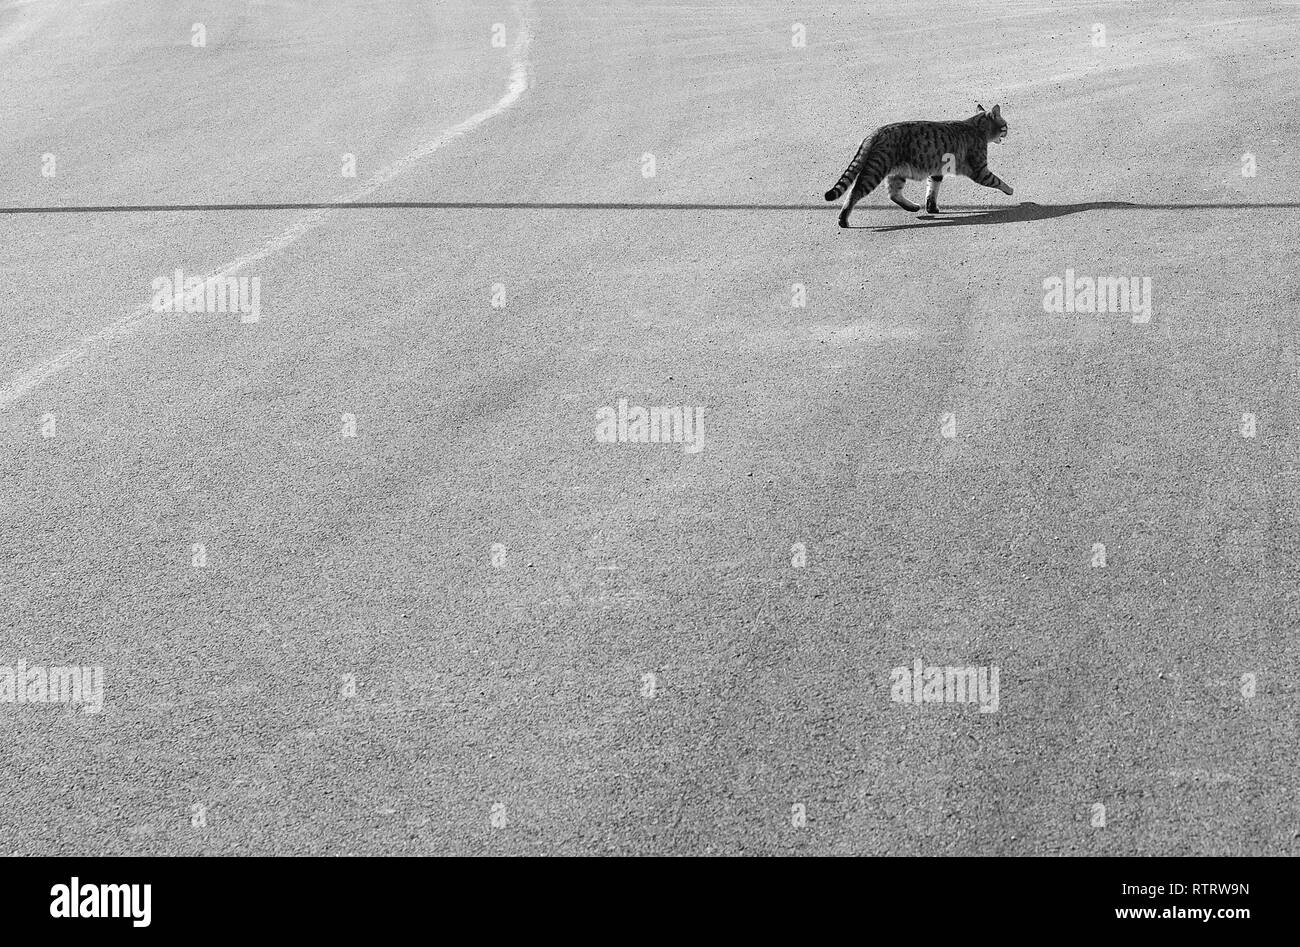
[856,201,1136,232]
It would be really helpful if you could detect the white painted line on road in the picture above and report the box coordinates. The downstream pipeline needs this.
[1186,18,1254,29]
[0,0,57,49]
[0,1,535,408]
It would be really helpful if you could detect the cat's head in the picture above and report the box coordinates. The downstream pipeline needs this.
[972,103,1009,144]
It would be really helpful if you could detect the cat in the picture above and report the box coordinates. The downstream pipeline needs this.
[825,104,1013,228]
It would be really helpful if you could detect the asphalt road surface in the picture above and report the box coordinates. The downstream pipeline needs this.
[1,0,1297,855]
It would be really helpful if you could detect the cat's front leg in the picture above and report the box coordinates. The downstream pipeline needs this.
[971,163,1014,196]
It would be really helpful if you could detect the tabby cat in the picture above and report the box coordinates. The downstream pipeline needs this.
[825,104,1013,228]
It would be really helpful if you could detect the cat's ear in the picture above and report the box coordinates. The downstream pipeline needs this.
[976,102,986,112]
[990,104,1002,118]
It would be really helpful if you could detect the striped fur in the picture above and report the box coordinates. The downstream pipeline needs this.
[825,104,1013,228]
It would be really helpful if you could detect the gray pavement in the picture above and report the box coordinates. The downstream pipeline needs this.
[0,0,1296,855]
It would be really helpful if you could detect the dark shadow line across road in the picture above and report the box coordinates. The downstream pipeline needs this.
[0,200,1295,215]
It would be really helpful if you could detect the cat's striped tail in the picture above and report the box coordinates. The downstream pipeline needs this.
[825,136,875,201]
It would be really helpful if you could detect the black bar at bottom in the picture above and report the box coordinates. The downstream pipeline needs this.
[0,856,1282,934]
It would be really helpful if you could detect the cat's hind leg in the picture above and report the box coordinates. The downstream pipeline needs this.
[838,174,867,228]
[887,175,921,212]
[925,175,943,214]
[838,153,889,227]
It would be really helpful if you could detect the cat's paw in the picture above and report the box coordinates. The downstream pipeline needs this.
[925,202,939,214]
[1000,183,1015,196]
[837,216,850,228]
